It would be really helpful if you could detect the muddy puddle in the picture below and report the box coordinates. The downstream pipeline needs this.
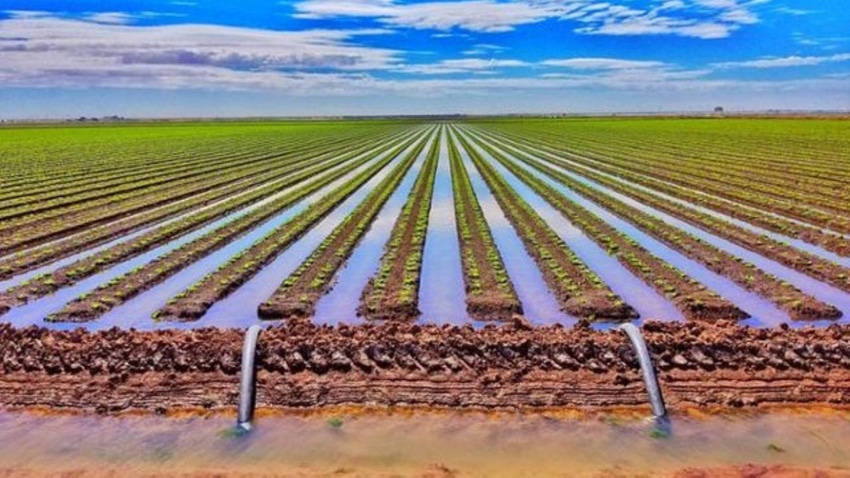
[0,409,847,477]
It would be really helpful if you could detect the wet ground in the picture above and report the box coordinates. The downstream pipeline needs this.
[0,408,848,477]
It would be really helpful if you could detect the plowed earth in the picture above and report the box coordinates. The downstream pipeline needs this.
[0,320,847,413]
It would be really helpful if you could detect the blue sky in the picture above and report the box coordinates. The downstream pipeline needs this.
[1,0,848,117]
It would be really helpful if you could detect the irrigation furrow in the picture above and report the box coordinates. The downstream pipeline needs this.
[255,130,434,321]
[461,132,636,322]
[475,128,850,257]
[359,130,442,322]
[40,131,425,323]
[0,131,418,317]
[0,128,410,278]
[460,130,745,322]
[145,131,430,323]
[468,129,843,321]
[446,130,522,321]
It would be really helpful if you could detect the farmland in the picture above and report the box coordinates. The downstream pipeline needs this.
[0,117,849,414]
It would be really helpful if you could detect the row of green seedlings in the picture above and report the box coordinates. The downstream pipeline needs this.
[458,134,637,322]
[150,131,431,322]
[497,121,850,210]
[0,131,316,222]
[0,124,381,212]
[0,127,412,279]
[524,129,850,236]
[475,128,850,257]
[0,130,416,316]
[490,131,850,298]
[41,130,425,322]
[446,130,521,321]
[0,133,384,255]
[480,131,842,321]
[0,123,371,202]
[257,129,435,320]
[358,129,442,321]
[495,126,850,235]
[464,130,745,321]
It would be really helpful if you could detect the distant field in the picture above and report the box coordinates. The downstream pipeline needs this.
[1,118,849,330]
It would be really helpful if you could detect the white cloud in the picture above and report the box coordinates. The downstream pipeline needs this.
[292,0,766,38]
[84,12,135,25]
[0,16,401,90]
[294,0,558,33]
[541,58,666,69]
[716,53,850,68]
[401,58,528,74]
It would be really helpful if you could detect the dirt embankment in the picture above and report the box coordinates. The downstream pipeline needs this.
[0,320,847,413]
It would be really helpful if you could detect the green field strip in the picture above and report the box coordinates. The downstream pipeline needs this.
[470,128,850,257]
[468,128,842,321]
[152,130,430,322]
[460,129,746,322]
[41,129,425,323]
[358,128,442,321]
[256,128,435,320]
[459,131,636,322]
[0,128,412,273]
[446,129,522,321]
[0,130,364,217]
[0,132,421,316]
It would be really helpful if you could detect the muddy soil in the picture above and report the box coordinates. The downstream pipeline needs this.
[0,320,847,413]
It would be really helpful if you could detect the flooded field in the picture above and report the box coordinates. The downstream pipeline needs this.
[1,409,848,477]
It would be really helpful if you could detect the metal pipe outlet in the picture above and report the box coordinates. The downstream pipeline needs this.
[237,324,263,432]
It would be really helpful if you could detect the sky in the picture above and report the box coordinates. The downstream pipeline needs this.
[0,0,848,118]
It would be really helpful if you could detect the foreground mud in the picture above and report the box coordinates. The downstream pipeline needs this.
[0,320,847,413]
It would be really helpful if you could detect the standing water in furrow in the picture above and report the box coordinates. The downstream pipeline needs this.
[461,127,788,326]
[313,133,438,325]
[479,130,846,322]
[464,131,684,321]
[481,129,850,267]
[418,127,470,324]
[452,128,570,326]
[40,129,426,324]
[459,132,638,322]
[0,129,411,316]
[444,129,522,321]
[0,128,410,292]
[459,128,746,323]
[154,132,430,326]
[358,133,442,322]
[256,129,434,321]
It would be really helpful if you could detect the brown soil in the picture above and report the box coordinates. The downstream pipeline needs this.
[0,320,847,413]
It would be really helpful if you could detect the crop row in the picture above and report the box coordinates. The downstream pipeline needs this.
[490,124,850,232]
[41,130,424,322]
[488,131,850,296]
[0,130,415,316]
[471,129,842,321]
[472,128,850,257]
[152,131,429,322]
[358,129,442,321]
[0,122,392,197]
[488,120,850,200]
[257,129,435,320]
[462,130,746,322]
[0,128,411,278]
[447,130,522,321]
[0,139,366,252]
[458,132,636,321]
[0,133,318,219]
